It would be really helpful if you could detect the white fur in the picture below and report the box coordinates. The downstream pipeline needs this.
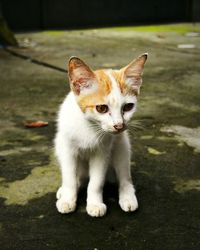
[55,77,138,217]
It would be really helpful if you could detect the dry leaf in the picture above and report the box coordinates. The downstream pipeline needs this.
[24,120,48,128]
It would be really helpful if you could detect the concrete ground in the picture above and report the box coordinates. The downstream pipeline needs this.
[0,23,200,250]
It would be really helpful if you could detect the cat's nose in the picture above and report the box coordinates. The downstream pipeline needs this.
[113,123,124,131]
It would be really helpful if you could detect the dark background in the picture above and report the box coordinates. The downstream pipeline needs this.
[1,0,200,31]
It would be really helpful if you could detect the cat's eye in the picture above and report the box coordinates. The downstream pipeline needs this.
[96,105,109,114]
[123,103,135,112]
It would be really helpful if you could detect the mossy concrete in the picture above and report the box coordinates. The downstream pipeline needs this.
[0,24,200,250]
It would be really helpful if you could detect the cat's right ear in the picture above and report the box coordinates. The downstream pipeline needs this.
[68,57,98,96]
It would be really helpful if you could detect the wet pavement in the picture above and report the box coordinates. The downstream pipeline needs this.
[0,24,200,249]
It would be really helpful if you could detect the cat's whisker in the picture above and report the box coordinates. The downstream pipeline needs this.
[98,129,108,144]
[88,123,108,145]
[128,124,144,131]
[128,130,138,137]
[129,119,144,124]
[97,134,104,144]
[128,120,145,131]
[88,123,101,132]
[92,125,103,140]
[129,120,143,126]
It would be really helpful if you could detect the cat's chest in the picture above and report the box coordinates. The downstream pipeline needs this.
[70,127,112,151]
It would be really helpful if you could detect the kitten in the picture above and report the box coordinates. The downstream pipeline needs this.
[55,54,147,217]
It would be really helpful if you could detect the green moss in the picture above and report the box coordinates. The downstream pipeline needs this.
[42,23,200,34]
[43,31,65,35]
[102,23,200,33]
[0,160,60,205]
[174,179,200,193]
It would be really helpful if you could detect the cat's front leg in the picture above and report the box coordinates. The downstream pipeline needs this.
[55,134,78,214]
[113,134,138,212]
[86,151,108,217]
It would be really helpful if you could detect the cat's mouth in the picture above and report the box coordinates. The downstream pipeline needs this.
[113,128,126,134]
[101,123,127,134]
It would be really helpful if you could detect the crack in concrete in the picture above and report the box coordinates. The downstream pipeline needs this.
[4,47,67,73]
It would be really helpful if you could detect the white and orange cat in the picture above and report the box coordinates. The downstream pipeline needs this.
[55,54,147,217]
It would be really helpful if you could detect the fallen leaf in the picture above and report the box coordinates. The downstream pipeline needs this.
[24,120,48,128]
[147,147,166,155]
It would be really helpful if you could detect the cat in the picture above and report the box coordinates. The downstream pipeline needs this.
[55,53,147,217]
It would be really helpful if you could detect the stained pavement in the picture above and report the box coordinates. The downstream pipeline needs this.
[0,24,200,249]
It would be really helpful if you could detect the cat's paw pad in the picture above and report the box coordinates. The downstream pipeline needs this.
[119,196,138,212]
[86,203,107,217]
[56,198,76,214]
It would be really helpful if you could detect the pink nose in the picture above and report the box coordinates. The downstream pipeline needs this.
[113,123,124,131]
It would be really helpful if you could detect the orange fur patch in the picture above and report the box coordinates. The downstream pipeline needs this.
[95,70,113,96]
[78,70,112,112]
[77,69,137,112]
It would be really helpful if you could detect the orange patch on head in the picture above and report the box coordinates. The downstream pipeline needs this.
[78,70,113,112]
[95,70,113,96]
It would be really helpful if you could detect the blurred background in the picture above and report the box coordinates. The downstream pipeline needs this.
[1,0,200,31]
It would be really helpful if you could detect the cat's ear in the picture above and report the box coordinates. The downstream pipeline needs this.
[123,53,148,95]
[68,57,98,95]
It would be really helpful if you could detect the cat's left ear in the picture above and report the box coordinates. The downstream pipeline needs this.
[123,53,148,95]
[68,57,98,95]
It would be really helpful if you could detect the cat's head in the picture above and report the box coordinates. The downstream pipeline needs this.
[68,54,147,134]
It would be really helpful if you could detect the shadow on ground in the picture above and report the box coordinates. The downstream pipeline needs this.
[0,23,200,250]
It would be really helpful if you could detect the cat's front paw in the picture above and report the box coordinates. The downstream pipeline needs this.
[56,198,76,214]
[56,187,77,214]
[119,195,138,212]
[86,203,107,217]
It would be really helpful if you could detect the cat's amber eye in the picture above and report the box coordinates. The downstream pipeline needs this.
[96,105,109,114]
[123,103,134,112]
